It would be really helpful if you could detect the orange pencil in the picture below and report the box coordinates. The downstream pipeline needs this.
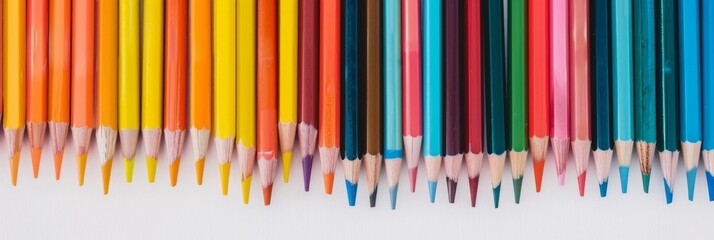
[257,0,278,205]
[96,0,119,194]
[27,0,49,179]
[48,0,71,180]
[319,0,341,194]
[189,0,212,185]
[4,0,26,186]
[71,0,94,186]
[165,0,188,187]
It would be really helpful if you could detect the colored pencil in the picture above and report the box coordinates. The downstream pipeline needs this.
[342,0,361,206]
[97,0,118,195]
[257,0,278,205]
[704,0,714,201]
[679,0,702,201]
[164,0,187,187]
[655,0,679,204]
[508,0,528,203]
[422,0,442,203]
[364,0,384,208]
[119,0,140,183]
[465,0,483,207]
[550,0,570,185]
[0,0,2,134]
[384,0,402,209]
[444,0,463,204]
[142,0,164,183]
[633,0,656,194]
[189,0,212,185]
[214,0,236,196]
[484,0,507,208]
[298,0,319,192]
[48,0,71,180]
[591,0,613,197]
[319,0,341,195]
[401,0,423,193]
[4,0,26,186]
[71,0,94,187]
[570,0,591,197]
[279,0,298,183]
[528,0,549,193]
[27,0,48,179]
[237,0,256,203]
[612,0,634,194]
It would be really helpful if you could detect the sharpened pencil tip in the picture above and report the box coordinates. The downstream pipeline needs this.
[170,159,180,187]
[533,160,545,192]
[346,180,358,206]
[409,167,417,192]
[578,172,587,197]
[599,179,608,197]
[101,160,113,195]
[31,148,42,179]
[10,153,20,186]
[54,152,64,181]
[123,158,135,183]
[447,178,457,204]
[619,166,629,193]
[389,185,398,210]
[219,163,231,196]
[642,173,650,193]
[282,152,292,183]
[302,155,313,191]
[195,159,205,185]
[77,155,87,186]
[469,176,479,207]
[687,169,697,201]
[146,157,158,183]
[369,187,378,208]
[493,184,501,208]
[704,173,714,201]
[242,176,252,204]
[323,173,334,195]
[262,185,273,206]
[664,179,673,204]
[513,177,523,203]
[428,181,437,203]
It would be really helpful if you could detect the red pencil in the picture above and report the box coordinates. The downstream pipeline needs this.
[528,0,551,192]
[401,0,423,193]
[465,0,483,207]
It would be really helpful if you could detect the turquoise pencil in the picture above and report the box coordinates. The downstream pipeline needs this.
[679,0,702,201]
[612,0,634,194]
[383,0,403,210]
[701,0,714,201]
[422,0,442,203]
[633,0,656,194]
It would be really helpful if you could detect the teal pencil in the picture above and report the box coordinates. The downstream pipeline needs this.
[612,0,634,194]
[383,0,403,210]
[633,0,656,194]
[422,0,443,203]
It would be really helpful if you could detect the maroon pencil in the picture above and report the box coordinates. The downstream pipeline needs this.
[465,0,483,207]
[298,0,319,192]
[443,0,463,204]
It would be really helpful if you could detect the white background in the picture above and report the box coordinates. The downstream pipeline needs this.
[0,132,712,240]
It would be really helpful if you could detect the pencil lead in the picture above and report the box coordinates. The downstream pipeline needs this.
[425,156,442,203]
[262,184,273,206]
[593,149,612,197]
[365,154,382,208]
[146,157,158,183]
[170,159,180,187]
[403,135,422,193]
[53,151,64,180]
[687,169,696,201]
[282,152,292,183]
[343,158,361,207]
[682,141,701,201]
[465,152,483,207]
[195,158,205,185]
[302,155,313,191]
[323,173,335,195]
[573,140,591,196]
[509,151,527,203]
[637,142,654,193]
[389,185,398,210]
[705,150,714,200]
[493,184,501,208]
[219,162,231,196]
[469,176,479,207]
[77,154,87,186]
[664,180,673,204]
[707,171,714,201]
[619,166,629,193]
[242,176,252,204]
[428,181,437,203]
[444,154,463,204]
[642,174,651,193]
[385,157,402,209]
[530,136,549,192]
[31,148,42,179]
[659,150,679,204]
[599,179,609,197]
[101,160,113,195]
[123,157,135,183]
[10,153,20,186]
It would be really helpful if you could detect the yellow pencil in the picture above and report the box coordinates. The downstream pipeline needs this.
[142,0,164,183]
[3,0,26,186]
[237,0,256,203]
[278,0,298,183]
[97,0,118,195]
[215,0,237,196]
[119,0,140,183]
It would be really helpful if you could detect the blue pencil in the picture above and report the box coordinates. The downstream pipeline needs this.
[679,0,702,202]
[341,0,361,206]
[383,0,403,209]
[422,0,442,203]
[612,0,634,194]
[701,0,714,201]
[591,0,613,198]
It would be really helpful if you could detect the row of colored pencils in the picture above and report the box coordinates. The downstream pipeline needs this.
[2,0,714,208]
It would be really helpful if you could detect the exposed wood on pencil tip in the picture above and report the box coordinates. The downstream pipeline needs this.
[364,154,382,196]
[190,128,211,163]
[425,156,442,182]
[487,153,506,188]
[681,141,702,170]
[49,122,70,156]
[615,140,634,167]
[119,129,140,160]
[142,128,163,159]
[593,149,613,184]
[636,141,655,175]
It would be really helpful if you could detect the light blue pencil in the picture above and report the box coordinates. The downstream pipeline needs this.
[612,0,634,194]
[679,0,702,202]
[383,0,403,209]
[422,0,442,203]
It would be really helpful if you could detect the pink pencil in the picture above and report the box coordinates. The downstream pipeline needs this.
[550,0,570,186]
[402,0,422,193]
